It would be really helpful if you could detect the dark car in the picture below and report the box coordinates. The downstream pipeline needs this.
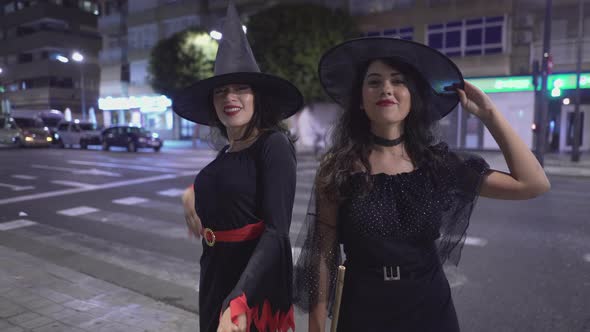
[12,116,53,147]
[101,125,163,152]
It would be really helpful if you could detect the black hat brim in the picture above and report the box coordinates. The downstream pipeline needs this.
[172,72,304,125]
[319,37,464,119]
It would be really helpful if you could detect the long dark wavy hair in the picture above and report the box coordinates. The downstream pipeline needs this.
[207,86,295,147]
[316,57,443,202]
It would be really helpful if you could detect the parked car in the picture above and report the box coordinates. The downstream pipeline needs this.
[0,117,21,146]
[11,116,53,147]
[56,121,102,149]
[101,125,163,152]
[11,109,64,144]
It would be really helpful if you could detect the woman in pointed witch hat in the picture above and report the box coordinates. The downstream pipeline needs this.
[292,37,550,331]
[173,3,302,332]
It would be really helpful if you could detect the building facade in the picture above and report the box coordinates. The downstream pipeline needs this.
[0,0,102,122]
[349,0,590,152]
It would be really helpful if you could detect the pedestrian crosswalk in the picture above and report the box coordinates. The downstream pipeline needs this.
[0,150,320,307]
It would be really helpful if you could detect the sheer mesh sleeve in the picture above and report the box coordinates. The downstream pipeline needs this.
[293,182,342,316]
[432,143,490,266]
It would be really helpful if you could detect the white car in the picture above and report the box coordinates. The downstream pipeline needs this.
[56,121,102,149]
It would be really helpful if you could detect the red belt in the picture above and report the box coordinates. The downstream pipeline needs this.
[201,221,265,247]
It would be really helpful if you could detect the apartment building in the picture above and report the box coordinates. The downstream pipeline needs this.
[350,0,590,152]
[0,0,102,122]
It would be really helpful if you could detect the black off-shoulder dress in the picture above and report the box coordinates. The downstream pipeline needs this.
[294,143,490,332]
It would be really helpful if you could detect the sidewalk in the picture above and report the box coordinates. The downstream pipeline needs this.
[0,245,198,332]
[295,144,590,178]
[466,150,590,177]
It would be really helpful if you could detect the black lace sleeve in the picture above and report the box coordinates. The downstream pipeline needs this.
[292,181,342,316]
[432,142,490,266]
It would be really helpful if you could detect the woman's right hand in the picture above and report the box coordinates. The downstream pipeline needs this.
[182,186,202,239]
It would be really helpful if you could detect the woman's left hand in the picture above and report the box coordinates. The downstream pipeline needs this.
[456,80,496,121]
[217,307,247,332]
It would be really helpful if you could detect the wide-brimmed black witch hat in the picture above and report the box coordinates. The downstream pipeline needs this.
[172,2,303,125]
[318,37,464,120]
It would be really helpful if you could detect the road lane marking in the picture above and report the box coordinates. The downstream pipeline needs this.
[465,236,487,247]
[67,160,180,173]
[0,183,35,191]
[157,189,186,197]
[0,219,37,231]
[32,164,122,177]
[11,175,37,180]
[51,180,97,189]
[113,197,149,205]
[584,254,590,263]
[57,206,100,216]
[0,172,190,205]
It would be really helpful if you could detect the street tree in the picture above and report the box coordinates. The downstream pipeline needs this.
[247,4,359,103]
[148,29,218,97]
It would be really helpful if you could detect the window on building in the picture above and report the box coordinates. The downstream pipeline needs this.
[163,15,200,38]
[427,15,505,57]
[363,26,414,40]
[18,53,33,63]
[3,2,16,14]
[128,24,158,50]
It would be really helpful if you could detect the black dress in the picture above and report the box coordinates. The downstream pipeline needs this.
[294,143,490,332]
[194,131,296,332]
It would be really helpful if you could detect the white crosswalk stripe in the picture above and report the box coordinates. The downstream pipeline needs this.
[157,188,187,197]
[51,180,97,189]
[113,196,150,205]
[11,174,37,180]
[57,206,100,216]
[0,219,37,231]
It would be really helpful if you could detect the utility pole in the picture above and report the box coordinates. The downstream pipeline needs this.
[535,0,552,166]
[571,0,585,162]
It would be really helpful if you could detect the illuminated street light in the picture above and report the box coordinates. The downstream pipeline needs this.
[210,30,222,40]
[72,51,84,62]
[210,24,247,41]
[56,55,69,63]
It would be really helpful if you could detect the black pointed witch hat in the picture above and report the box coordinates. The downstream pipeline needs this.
[318,37,464,119]
[172,1,303,125]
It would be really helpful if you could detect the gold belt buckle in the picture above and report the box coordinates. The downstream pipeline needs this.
[203,228,216,247]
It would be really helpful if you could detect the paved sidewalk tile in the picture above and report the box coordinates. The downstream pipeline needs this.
[0,245,199,331]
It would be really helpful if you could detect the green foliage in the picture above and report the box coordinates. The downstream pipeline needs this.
[247,4,359,103]
[148,29,218,97]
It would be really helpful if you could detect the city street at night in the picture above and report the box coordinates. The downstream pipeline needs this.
[0,145,589,331]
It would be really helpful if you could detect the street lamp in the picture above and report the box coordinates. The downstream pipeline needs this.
[71,51,86,121]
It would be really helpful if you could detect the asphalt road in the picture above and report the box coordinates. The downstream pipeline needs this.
[0,145,588,331]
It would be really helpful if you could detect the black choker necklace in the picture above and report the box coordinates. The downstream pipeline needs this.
[371,133,404,147]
